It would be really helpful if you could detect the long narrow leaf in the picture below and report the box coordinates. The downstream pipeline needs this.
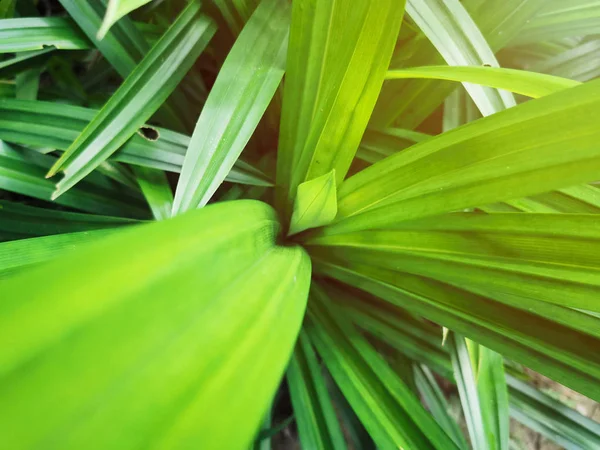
[0,18,91,53]
[287,330,347,450]
[0,141,148,217]
[98,0,153,39]
[48,2,215,197]
[386,66,579,98]
[327,79,600,234]
[308,283,459,450]
[0,200,136,238]
[405,0,515,116]
[172,0,288,215]
[0,98,271,185]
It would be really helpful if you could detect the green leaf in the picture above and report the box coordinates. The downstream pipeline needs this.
[476,344,509,450]
[0,200,311,449]
[0,229,115,277]
[58,0,198,131]
[211,0,260,35]
[48,2,216,197]
[386,66,579,98]
[98,0,152,39]
[529,38,600,82]
[132,165,173,221]
[326,79,600,234]
[0,141,148,218]
[308,241,600,401]
[58,0,148,78]
[0,200,136,239]
[0,99,271,185]
[0,47,54,79]
[307,283,459,450]
[308,212,600,312]
[0,0,15,18]
[514,0,600,45]
[0,18,91,53]
[287,330,347,450]
[172,0,289,215]
[275,0,406,217]
[15,67,41,100]
[414,365,468,449]
[288,169,337,236]
[405,0,515,116]
[371,0,544,128]
[448,333,488,450]
[507,375,600,449]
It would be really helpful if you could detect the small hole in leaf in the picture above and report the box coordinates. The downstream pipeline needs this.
[138,126,160,141]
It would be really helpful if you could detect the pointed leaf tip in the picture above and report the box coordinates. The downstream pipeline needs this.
[288,169,337,236]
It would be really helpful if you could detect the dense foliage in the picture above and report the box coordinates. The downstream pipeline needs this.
[1,0,600,448]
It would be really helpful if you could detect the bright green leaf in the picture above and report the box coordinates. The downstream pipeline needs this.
[98,0,152,39]
[276,0,406,217]
[327,79,600,234]
[405,0,515,116]
[172,0,289,215]
[0,200,311,449]
[386,66,579,98]
[132,165,173,221]
[288,169,337,236]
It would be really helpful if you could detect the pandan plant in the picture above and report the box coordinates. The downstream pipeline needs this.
[1,0,600,448]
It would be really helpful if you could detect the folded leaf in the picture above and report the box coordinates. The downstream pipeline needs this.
[0,200,311,449]
[448,333,488,450]
[288,169,337,236]
[276,0,405,217]
[98,0,152,39]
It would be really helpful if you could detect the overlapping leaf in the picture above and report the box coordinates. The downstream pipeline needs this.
[0,200,135,239]
[324,79,600,234]
[172,0,289,215]
[48,2,215,197]
[307,283,458,450]
[0,141,147,217]
[0,99,271,185]
[0,200,311,449]
[287,330,347,450]
[276,0,405,218]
